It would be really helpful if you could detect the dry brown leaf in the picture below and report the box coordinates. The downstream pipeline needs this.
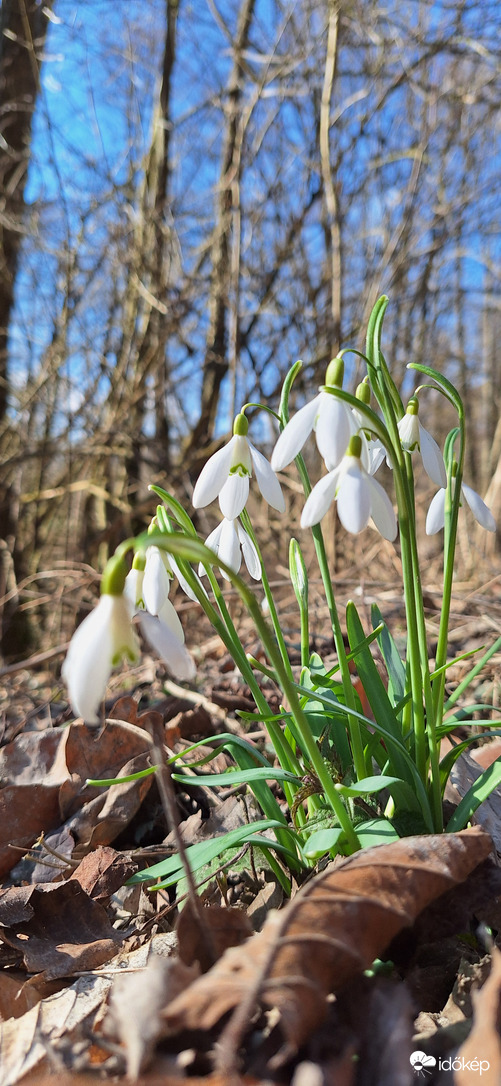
[0,729,68,877]
[69,846,137,902]
[164,827,492,1055]
[0,974,112,1086]
[454,947,501,1085]
[176,901,253,973]
[0,880,124,979]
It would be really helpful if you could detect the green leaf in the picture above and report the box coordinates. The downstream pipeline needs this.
[355,818,400,847]
[446,757,501,832]
[301,827,344,860]
[128,819,294,886]
[336,775,402,797]
[371,604,406,707]
[172,767,299,788]
[439,732,501,787]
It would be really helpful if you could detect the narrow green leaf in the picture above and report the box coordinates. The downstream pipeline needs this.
[128,819,293,885]
[446,757,501,831]
[336,775,403,797]
[172,767,299,788]
[371,604,406,706]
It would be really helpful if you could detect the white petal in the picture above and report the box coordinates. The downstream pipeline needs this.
[418,424,447,487]
[398,413,420,451]
[229,434,252,474]
[236,522,261,580]
[315,393,353,470]
[367,439,387,475]
[271,395,321,471]
[167,553,203,603]
[217,518,242,578]
[192,438,235,508]
[143,546,171,615]
[300,468,340,527]
[425,488,446,535]
[157,597,186,642]
[336,460,371,534]
[124,568,143,613]
[62,595,139,723]
[461,483,496,532]
[366,475,398,541]
[139,611,196,681]
[219,471,249,519]
[249,442,286,512]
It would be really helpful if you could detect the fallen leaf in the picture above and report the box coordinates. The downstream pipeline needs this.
[454,947,501,1085]
[163,827,492,1057]
[70,846,137,902]
[105,955,199,1079]
[0,880,124,980]
[0,729,68,877]
[0,974,112,1086]
[176,901,253,973]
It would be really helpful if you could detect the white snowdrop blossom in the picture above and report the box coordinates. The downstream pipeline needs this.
[301,435,397,540]
[63,580,140,724]
[125,550,196,681]
[200,517,261,581]
[397,398,446,488]
[192,412,285,519]
[271,357,357,473]
[426,481,496,535]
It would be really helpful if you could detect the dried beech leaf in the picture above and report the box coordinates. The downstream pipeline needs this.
[0,730,68,877]
[0,975,111,1086]
[69,845,137,901]
[454,947,501,1085]
[0,881,123,980]
[176,902,253,972]
[164,827,492,1052]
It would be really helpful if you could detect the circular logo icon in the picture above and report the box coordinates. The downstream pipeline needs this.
[410,1051,437,1076]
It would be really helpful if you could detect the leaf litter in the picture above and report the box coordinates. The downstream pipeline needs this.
[1,663,501,1083]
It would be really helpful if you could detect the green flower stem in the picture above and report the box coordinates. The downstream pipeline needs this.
[239,508,294,683]
[294,452,368,782]
[432,431,465,728]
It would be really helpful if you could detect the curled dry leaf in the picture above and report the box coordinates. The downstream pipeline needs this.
[164,827,492,1054]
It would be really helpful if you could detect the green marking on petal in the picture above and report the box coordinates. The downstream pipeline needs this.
[229,464,251,477]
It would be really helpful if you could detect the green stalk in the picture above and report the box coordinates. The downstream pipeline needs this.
[239,508,294,681]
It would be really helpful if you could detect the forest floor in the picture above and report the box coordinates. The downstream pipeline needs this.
[2,549,501,1086]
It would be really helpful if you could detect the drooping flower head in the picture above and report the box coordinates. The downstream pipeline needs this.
[199,517,261,582]
[398,397,446,487]
[426,460,496,536]
[62,555,140,724]
[301,434,397,540]
[272,356,358,473]
[192,412,285,519]
[125,549,196,680]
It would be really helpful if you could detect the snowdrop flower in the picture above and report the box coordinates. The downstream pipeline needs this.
[301,435,397,540]
[398,398,446,488]
[426,480,496,535]
[200,517,261,581]
[125,551,196,681]
[271,357,357,473]
[193,412,285,519]
[63,557,141,724]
